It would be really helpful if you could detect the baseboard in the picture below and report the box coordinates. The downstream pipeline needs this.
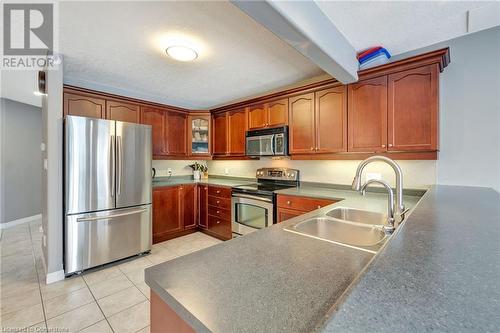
[45,269,65,284]
[0,214,42,229]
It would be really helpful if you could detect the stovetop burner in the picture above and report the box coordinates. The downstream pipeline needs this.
[232,168,300,196]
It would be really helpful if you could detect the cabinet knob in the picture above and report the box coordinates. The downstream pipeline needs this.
[317,205,321,209]
[388,143,393,147]
[287,201,291,205]
[381,144,386,148]
[216,190,220,194]
[179,187,183,190]
[216,210,220,214]
[216,200,220,204]
[310,147,314,151]
[315,147,319,151]
[216,220,220,224]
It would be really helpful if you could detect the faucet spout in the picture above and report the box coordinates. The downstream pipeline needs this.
[352,156,405,225]
[360,179,395,233]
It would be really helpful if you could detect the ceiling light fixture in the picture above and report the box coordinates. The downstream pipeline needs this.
[165,45,198,62]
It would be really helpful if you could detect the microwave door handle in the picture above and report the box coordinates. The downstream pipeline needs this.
[271,134,276,154]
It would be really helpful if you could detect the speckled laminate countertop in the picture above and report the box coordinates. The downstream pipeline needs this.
[152,176,254,188]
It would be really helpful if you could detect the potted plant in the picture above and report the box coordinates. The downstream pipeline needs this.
[188,162,208,180]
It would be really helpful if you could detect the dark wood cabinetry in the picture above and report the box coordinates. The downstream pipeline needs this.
[289,93,316,154]
[197,185,208,229]
[213,113,228,156]
[228,108,247,156]
[248,98,288,130]
[63,92,106,118]
[140,106,167,156]
[203,185,232,240]
[348,76,388,153]
[387,64,439,151]
[166,111,187,156]
[276,194,336,223]
[153,185,197,243]
[289,86,347,155]
[106,100,140,123]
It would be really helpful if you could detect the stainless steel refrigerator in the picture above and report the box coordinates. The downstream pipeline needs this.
[64,115,152,275]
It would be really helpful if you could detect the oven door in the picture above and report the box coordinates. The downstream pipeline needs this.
[232,193,274,236]
[246,134,274,156]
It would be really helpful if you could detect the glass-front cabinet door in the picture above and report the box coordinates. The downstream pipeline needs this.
[188,114,211,156]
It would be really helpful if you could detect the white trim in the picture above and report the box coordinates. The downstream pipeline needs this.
[45,269,65,284]
[1,214,42,229]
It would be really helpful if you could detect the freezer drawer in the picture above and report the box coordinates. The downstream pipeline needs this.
[65,205,152,274]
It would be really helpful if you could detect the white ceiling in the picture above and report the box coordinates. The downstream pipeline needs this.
[59,1,324,109]
[316,1,492,56]
[0,70,42,107]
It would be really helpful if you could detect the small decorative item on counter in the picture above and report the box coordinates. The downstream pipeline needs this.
[357,46,391,70]
[188,162,208,181]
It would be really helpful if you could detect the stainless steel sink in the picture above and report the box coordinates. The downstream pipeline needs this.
[326,207,388,226]
[284,216,387,253]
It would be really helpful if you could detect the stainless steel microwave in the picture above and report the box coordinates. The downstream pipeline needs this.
[245,126,288,156]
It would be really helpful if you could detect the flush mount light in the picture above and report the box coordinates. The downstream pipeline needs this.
[165,45,198,62]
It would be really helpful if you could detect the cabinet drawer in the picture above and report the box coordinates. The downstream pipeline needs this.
[207,215,232,239]
[277,194,336,212]
[208,186,232,198]
[208,196,231,210]
[208,206,231,221]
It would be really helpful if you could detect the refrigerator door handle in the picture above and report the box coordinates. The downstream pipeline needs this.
[110,135,115,197]
[117,135,123,196]
[76,208,148,222]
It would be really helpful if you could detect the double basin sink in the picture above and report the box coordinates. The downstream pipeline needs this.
[284,207,390,253]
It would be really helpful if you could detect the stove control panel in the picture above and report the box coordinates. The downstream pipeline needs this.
[256,168,299,181]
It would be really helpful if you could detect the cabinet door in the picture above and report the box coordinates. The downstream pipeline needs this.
[248,105,267,129]
[277,208,303,223]
[213,113,228,155]
[63,92,106,118]
[289,93,315,154]
[228,108,247,155]
[153,187,181,243]
[198,185,208,229]
[315,86,347,153]
[188,115,211,156]
[166,111,187,156]
[180,185,197,230]
[348,76,388,152]
[106,100,140,123]
[388,65,439,151]
[267,99,288,127]
[141,106,167,156]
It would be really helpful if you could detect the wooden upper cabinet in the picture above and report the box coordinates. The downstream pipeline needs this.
[188,114,211,157]
[64,92,106,118]
[248,99,288,130]
[153,186,181,243]
[106,100,140,123]
[141,106,167,156]
[315,86,347,153]
[289,93,315,154]
[248,105,267,130]
[388,65,439,151]
[267,99,288,127]
[213,113,228,155]
[228,108,247,155]
[348,76,388,152]
[166,111,187,156]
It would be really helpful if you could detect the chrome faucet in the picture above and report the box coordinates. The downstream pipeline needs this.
[352,156,406,226]
[360,179,395,234]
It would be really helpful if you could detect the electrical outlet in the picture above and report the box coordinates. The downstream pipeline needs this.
[224,168,229,175]
[167,168,172,176]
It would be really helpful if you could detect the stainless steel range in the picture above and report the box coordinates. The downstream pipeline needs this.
[231,168,299,236]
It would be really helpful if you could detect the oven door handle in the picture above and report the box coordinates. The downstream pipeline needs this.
[232,193,273,203]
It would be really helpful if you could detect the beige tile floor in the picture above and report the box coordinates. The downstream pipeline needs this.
[0,220,222,332]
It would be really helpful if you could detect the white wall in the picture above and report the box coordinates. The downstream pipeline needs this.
[208,159,436,189]
[437,27,500,192]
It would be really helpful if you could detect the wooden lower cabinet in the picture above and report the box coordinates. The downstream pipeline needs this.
[197,185,208,229]
[153,185,197,243]
[276,194,336,223]
[203,185,232,240]
[151,291,195,333]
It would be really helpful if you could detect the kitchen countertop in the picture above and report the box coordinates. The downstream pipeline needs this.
[145,184,500,332]
[152,176,254,188]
